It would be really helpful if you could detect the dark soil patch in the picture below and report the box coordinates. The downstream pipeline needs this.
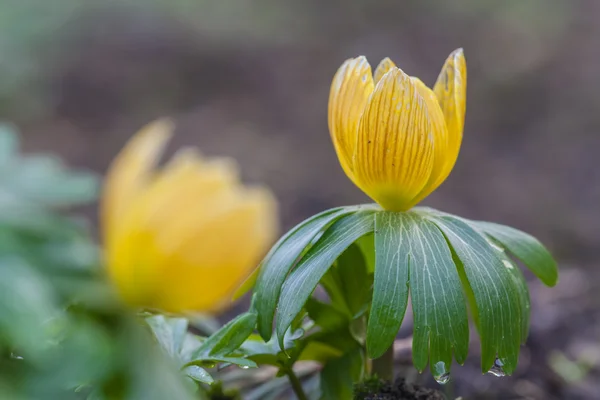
[354,377,445,400]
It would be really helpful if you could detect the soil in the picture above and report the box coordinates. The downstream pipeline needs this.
[354,378,445,400]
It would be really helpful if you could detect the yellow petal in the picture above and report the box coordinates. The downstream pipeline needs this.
[137,152,240,243]
[106,165,276,312]
[102,121,279,313]
[433,48,467,181]
[373,57,396,84]
[105,149,238,250]
[104,146,241,309]
[104,221,164,308]
[409,77,450,205]
[155,187,278,312]
[154,183,244,256]
[101,119,173,243]
[354,68,435,211]
[328,57,374,182]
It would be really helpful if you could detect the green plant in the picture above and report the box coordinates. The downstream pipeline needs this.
[203,49,559,398]
[0,124,197,399]
[147,50,558,399]
[249,205,556,392]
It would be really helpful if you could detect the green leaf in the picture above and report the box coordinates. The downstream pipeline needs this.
[240,336,283,366]
[192,312,257,358]
[170,318,190,355]
[428,215,522,374]
[254,207,351,340]
[472,234,531,344]
[366,212,410,359]
[349,316,367,345]
[320,269,349,315]
[275,211,375,349]
[306,326,361,356]
[122,320,197,400]
[232,266,260,301]
[146,315,189,358]
[0,198,68,235]
[240,328,304,367]
[298,341,343,363]
[180,334,206,364]
[320,243,372,320]
[0,259,58,356]
[3,155,98,207]
[454,218,533,344]
[183,366,214,384]
[474,221,558,287]
[187,314,221,336]
[451,250,480,334]
[305,298,349,332]
[320,348,363,400]
[501,256,531,343]
[336,244,372,317]
[406,213,469,375]
[355,233,375,273]
[0,125,98,211]
[185,356,257,369]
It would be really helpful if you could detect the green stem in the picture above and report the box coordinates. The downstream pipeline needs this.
[285,368,309,400]
[371,344,394,381]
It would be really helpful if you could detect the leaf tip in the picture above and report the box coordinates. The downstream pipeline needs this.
[257,319,273,342]
[545,271,559,287]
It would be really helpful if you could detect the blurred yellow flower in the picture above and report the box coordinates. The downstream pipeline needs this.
[328,49,467,211]
[101,120,278,313]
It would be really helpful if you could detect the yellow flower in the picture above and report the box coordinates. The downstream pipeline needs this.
[328,49,467,211]
[101,120,278,313]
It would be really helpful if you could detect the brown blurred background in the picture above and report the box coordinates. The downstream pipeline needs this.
[2,0,599,398]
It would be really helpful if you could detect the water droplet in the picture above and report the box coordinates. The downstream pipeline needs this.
[487,357,506,377]
[202,362,216,369]
[433,361,446,375]
[433,361,450,384]
[240,365,250,369]
[434,372,450,385]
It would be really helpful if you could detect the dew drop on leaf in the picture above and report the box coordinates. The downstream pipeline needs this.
[434,372,450,385]
[433,361,450,384]
[487,357,506,377]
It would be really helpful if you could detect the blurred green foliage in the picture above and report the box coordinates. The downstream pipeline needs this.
[0,124,195,399]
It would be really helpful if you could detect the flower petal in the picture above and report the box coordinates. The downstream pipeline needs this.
[105,149,241,308]
[138,151,240,241]
[433,48,467,181]
[409,77,450,204]
[155,187,278,312]
[354,68,435,211]
[102,119,173,242]
[373,57,396,84]
[328,57,374,181]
